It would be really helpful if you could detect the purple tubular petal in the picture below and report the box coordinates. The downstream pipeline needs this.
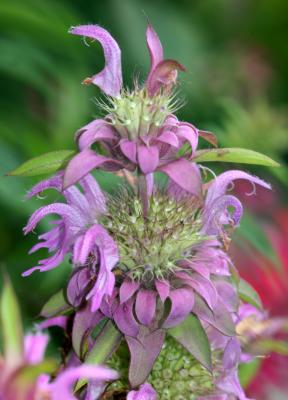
[127,383,157,400]
[137,145,159,174]
[38,316,68,330]
[76,119,117,150]
[147,59,185,96]
[223,338,241,370]
[202,195,243,235]
[63,149,122,189]
[80,174,107,215]
[216,369,249,400]
[119,279,140,304]
[146,24,163,71]
[206,170,271,207]
[69,25,122,97]
[51,365,118,400]
[84,227,118,311]
[177,123,199,155]
[73,224,107,265]
[135,290,156,326]
[24,333,49,365]
[100,289,119,318]
[23,203,80,235]
[63,186,91,218]
[120,139,137,163]
[159,158,201,196]
[157,130,179,147]
[26,173,63,199]
[67,267,91,307]
[155,279,170,302]
[163,287,195,328]
[22,246,67,276]
[114,299,139,337]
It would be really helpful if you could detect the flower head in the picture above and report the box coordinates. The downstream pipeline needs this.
[63,24,215,190]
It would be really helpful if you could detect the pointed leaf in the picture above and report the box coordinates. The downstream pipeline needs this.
[252,339,288,355]
[40,290,72,318]
[238,279,262,310]
[0,275,23,367]
[72,306,104,358]
[7,150,75,177]
[75,319,122,391]
[168,314,212,371]
[238,359,261,388]
[127,328,165,388]
[193,148,279,167]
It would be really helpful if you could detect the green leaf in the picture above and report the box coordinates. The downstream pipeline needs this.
[237,213,279,266]
[7,149,75,177]
[16,359,57,382]
[238,279,262,309]
[193,148,280,167]
[168,314,212,372]
[0,274,23,367]
[239,359,261,388]
[253,339,288,355]
[75,320,122,392]
[40,290,71,318]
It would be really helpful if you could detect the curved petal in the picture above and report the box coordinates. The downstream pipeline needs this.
[120,139,137,164]
[119,279,140,304]
[177,123,199,155]
[63,149,122,189]
[176,272,218,309]
[24,333,49,365]
[69,25,122,97]
[50,365,118,400]
[159,158,201,196]
[157,130,179,147]
[76,119,117,150]
[163,287,195,328]
[146,59,185,96]
[135,289,156,326]
[146,24,163,72]
[138,144,159,174]
[37,316,68,330]
[155,279,170,302]
[202,194,243,235]
[84,227,118,311]
[26,173,63,199]
[80,174,107,215]
[127,382,157,400]
[113,298,139,337]
[67,267,92,307]
[205,170,271,207]
[23,203,81,235]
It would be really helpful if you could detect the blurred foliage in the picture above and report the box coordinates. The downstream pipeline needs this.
[0,0,287,331]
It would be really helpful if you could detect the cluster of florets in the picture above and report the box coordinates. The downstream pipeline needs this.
[21,22,274,400]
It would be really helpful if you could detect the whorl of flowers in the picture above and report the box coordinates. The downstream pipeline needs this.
[19,22,279,400]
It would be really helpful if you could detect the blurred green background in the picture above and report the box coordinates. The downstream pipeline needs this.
[0,0,287,396]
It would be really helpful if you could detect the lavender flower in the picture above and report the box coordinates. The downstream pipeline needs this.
[0,328,117,400]
[63,24,216,193]
[23,172,118,311]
